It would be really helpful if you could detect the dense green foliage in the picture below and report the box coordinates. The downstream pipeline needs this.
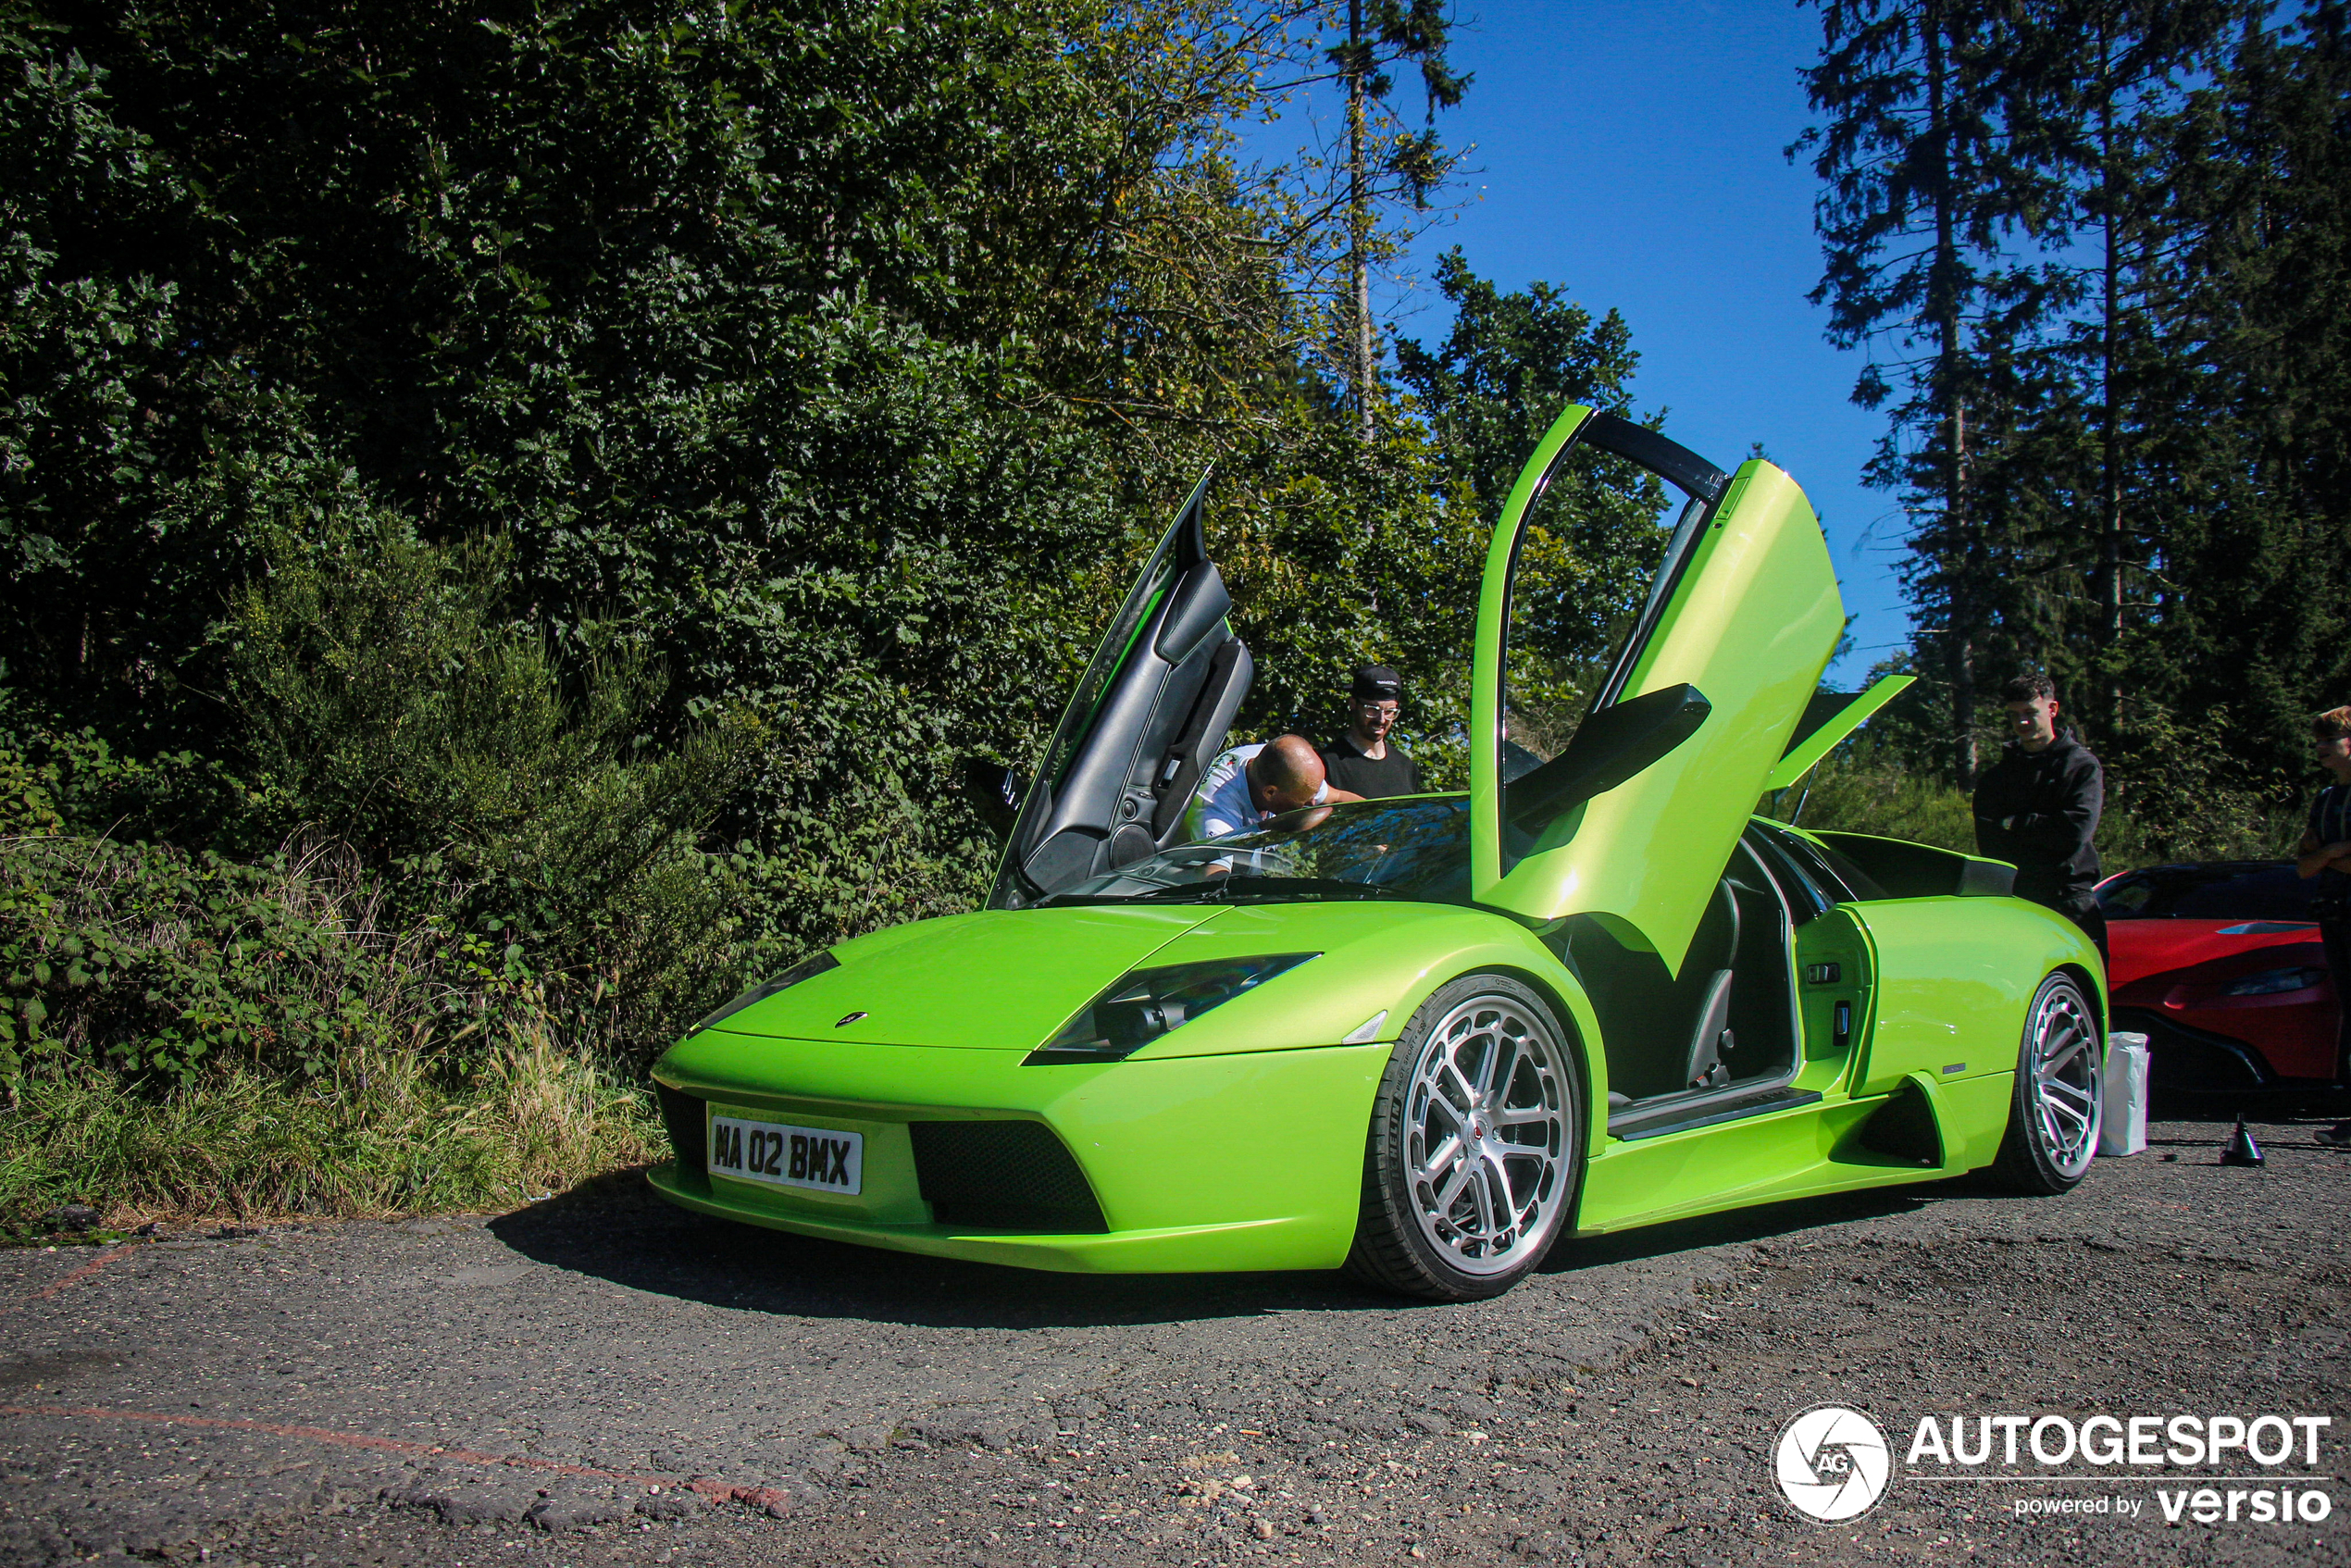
[1797,0,2351,812]
[0,0,1670,1213]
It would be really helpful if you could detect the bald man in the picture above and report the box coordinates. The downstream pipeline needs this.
[1185,734,1364,843]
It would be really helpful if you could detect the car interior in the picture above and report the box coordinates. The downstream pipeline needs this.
[1554,828,1814,1114]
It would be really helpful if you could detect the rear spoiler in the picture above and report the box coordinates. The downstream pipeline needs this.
[1762,673,1915,791]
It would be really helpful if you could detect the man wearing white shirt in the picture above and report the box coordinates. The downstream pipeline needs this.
[1185,734,1363,842]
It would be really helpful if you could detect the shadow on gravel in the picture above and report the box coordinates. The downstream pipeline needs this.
[487,1168,1368,1329]
[1539,1182,1942,1273]
[2147,1094,2348,1126]
[486,1166,2003,1330]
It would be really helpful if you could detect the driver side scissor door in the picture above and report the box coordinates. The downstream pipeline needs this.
[989,475,1252,906]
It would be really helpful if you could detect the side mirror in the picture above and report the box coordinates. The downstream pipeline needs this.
[964,759,1027,840]
[1507,683,1711,829]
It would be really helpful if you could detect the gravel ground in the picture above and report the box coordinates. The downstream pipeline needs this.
[2,1107,2344,1568]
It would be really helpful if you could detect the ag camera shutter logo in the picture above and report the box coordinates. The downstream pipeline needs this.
[1775,1405,1892,1523]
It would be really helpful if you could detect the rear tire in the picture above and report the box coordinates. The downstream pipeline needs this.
[1344,974,1582,1300]
[1989,971,2103,1193]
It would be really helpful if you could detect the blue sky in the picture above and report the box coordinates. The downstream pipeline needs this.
[1263,0,1916,681]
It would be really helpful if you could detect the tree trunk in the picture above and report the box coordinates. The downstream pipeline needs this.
[2096,61,2123,735]
[1926,0,1978,784]
[1348,0,1374,446]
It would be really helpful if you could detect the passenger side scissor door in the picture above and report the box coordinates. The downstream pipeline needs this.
[1470,406,1844,975]
[989,474,1252,907]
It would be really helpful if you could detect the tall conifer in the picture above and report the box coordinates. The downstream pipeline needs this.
[1795,0,2038,780]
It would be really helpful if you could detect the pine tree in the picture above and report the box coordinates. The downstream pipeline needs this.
[1795,0,2049,780]
[1313,0,1468,443]
[1993,0,2245,726]
[2124,2,2351,776]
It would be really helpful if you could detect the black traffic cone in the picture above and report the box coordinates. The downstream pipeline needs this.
[2220,1115,2265,1167]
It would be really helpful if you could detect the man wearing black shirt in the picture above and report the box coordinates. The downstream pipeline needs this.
[1321,666,1425,799]
[1973,673,2107,957]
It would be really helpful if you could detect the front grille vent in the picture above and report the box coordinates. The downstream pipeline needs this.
[908,1120,1108,1233]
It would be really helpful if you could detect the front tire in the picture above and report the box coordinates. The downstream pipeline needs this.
[1989,971,2103,1193]
[1344,974,1582,1300]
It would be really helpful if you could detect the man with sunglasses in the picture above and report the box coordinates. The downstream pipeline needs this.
[1320,665,1426,800]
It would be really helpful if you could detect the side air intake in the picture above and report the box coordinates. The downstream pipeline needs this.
[909,1121,1109,1233]
[1856,1078,1944,1167]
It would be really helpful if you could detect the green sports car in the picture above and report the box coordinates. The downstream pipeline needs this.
[648,404,2108,1300]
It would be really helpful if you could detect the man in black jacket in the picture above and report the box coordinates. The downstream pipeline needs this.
[1973,674,2108,957]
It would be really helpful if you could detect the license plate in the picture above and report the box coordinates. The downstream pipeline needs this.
[707,1114,864,1195]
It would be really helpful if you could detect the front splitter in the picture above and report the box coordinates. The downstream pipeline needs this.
[646,1163,1329,1276]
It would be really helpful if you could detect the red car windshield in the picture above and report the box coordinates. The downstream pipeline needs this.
[2097,862,2318,922]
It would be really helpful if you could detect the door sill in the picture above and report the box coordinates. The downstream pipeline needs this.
[1608,1084,1822,1141]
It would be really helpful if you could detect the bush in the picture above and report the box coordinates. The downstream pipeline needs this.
[0,517,773,1221]
[1768,744,2303,872]
[230,517,762,1064]
[0,828,688,1082]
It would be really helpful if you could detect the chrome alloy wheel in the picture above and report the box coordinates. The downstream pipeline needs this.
[2023,979,2102,1177]
[1399,993,1572,1276]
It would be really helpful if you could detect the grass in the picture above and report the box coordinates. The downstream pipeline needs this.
[0,1034,661,1229]
[0,825,677,1230]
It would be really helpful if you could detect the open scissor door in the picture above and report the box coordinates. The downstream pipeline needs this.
[988,473,1253,907]
[1470,408,1844,973]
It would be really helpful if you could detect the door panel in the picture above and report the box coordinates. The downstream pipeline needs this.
[1471,410,1844,974]
[989,474,1251,906]
[1790,906,1874,1091]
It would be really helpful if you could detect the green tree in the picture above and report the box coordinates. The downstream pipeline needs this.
[1794,0,2060,780]
[2116,2,2351,778]
[1321,0,1468,443]
[1385,252,1673,761]
[1395,246,1648,519]
[0,0,1343,964]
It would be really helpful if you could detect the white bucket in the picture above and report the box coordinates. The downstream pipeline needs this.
[2099,1031,2150,1157]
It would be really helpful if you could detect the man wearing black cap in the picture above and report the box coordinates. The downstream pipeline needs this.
[1320,666,1426,799]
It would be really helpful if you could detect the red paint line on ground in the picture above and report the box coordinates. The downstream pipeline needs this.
[3,1245,132,1314]
[0,1403,791,1512]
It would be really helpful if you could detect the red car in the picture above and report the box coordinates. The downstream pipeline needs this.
[2098,861,2342,1091]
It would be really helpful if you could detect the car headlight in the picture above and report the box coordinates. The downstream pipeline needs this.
[690,952,840,1033]
[1025,953,1320,1064]
[2220,965,2327,997]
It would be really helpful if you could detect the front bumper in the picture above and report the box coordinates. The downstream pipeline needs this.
[648,1028,1390,1275]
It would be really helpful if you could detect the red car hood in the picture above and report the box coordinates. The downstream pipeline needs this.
[2106,917,2322,991]
[2104,912,2338,1084]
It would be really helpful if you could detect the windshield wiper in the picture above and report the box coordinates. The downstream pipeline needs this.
[1035,882,1209,907]
[1129,875,1397,904]
[1039,875,1399,907]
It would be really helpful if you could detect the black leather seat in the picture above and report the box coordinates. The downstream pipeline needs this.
[1679,879,1741,1091]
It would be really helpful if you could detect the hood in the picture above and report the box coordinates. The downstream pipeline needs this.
[2106,917,2320,992]
[704,906,1215,1050]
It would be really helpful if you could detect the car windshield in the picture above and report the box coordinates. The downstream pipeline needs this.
[2096,862,2317,922]
[1039,796,1472,906]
